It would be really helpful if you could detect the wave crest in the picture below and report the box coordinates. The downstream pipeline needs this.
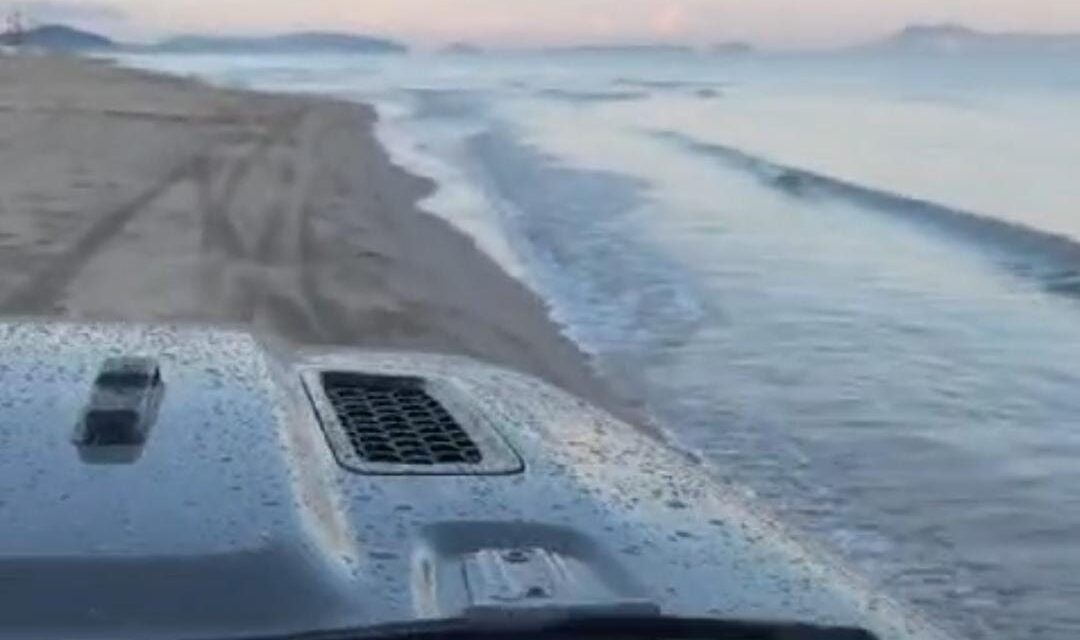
[657,131,1080,299]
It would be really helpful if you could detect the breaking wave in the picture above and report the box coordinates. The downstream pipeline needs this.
[467,128,706,354]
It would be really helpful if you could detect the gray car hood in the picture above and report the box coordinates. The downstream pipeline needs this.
[0,321,950,640]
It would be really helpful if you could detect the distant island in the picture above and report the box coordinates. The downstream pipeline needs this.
[150,32,408,54]
[1,24,113,51]
[441,42,484,55]
[710,41,754,56]
[866,23,1080,54]
[0,24,408,54]
[546,44,697,55]
[8,21,1080,58]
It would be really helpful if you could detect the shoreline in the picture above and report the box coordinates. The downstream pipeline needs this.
[0,54,638,424]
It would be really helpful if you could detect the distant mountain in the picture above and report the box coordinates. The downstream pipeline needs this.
[710,41,754,56]
[151,32,407,54]
[2,24,113,51]
[869,23,1080,54]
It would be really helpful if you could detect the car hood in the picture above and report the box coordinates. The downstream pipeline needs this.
[0,321,949,640]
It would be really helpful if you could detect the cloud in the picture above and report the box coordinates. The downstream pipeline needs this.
[1,1,128,26]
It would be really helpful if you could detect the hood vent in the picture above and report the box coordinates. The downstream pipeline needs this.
[302,371,523,476]
[324,372,481,465]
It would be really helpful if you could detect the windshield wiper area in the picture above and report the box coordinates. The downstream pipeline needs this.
[263,613,879,640]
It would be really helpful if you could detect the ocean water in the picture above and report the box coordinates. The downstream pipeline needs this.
[118,51,1080,640]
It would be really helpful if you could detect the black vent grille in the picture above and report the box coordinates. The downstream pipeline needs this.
[321,372,483,466]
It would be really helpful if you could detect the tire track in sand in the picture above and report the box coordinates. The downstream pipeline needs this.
[191,106,325,331]
[1,107,303,316]
[1,157,201,314]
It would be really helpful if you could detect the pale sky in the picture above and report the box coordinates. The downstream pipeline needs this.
[12,0,1080,48]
